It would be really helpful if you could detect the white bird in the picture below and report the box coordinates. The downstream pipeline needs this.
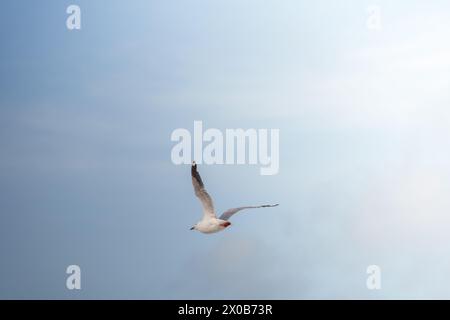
[190,161,279,234]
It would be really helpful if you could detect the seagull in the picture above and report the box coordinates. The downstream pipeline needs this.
[190,161,279,234]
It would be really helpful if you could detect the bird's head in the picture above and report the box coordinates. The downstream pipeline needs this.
[190,225,196,231]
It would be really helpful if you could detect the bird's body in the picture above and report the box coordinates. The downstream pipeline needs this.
[194,218,231,234]
[190,162,278,234]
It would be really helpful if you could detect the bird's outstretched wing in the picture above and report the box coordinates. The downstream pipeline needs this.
[191,162,216,219]
[219,204,279,221]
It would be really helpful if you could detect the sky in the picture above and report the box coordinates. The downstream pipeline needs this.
[1,0,450,299]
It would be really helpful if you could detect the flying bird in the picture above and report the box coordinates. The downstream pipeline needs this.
[190,161,278,234]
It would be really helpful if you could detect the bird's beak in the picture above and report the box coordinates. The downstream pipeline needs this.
[190,226,195,230]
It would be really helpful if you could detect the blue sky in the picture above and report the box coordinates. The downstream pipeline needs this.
[1,0,450,299]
